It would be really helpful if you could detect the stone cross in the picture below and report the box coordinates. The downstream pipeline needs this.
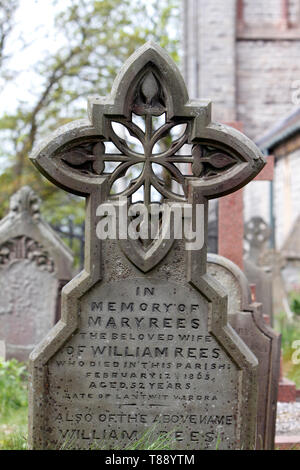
[243,216,273,322]
[28,42,265,450]
[207,254,281,450]
[0,186,74,360]
[244,216,271,263]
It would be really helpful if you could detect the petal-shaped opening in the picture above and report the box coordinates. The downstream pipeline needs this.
[110,162,144,195]
[152,114,166,131]
[104,141,122,154]
[152,123,187,155]
[170,123,187,140]
[151,185,162,203]
[131,185,144,203]
[132,113,146,133]
[104,161,121,174]
[151,163,186,198]
[171,180,185,197]
[173,162,192,176]
[111,121,144,154]
[152,140,165,154]
[151,162,164,179]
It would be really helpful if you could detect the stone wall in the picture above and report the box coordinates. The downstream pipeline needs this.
[237,40,300,140]
[182,0,300,250]
[243,0,282,27]
[289,0,300,25]
[183,1,300,140]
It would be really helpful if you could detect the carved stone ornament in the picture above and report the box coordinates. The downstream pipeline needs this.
[0,235,55,272]
[29,42,266,450]
[9,185,41,220]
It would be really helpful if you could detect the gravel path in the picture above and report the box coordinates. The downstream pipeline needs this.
[276,402,300,436]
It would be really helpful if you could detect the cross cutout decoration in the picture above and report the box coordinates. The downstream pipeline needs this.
[29,42,266,450]
[31,42,265,272]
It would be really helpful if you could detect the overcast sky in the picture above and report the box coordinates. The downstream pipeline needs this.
[0,0,64,113]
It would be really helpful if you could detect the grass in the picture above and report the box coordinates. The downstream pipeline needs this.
[0,358,177,451]
[0,358,28,450]
[57,426,177,451]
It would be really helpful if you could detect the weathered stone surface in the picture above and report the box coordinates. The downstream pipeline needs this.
[44,277,248,449]
[0,259,58,360]
[0,186,74,360]
[243,216,274,322]
[207,254,251,315]
[28,42,265,450]
[207,253,281,450]
[258,249,291,318]
[244,259,273,322]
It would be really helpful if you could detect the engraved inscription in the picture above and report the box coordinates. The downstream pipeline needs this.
[47,279,239,450]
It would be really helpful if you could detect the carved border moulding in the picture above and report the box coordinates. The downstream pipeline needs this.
[29,42,266,450]
[207,253,281,449]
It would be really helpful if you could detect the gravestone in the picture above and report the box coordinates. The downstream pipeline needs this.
[257,250,290,319]
[244,216,271,263]
[243,217,273,323]
[218,156,274,272]
[28,42,266,450]
[207,254,281,450]
[0,186,74,361]
[244,260,273,323]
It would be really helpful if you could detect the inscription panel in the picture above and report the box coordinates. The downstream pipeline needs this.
[46,278,240,450]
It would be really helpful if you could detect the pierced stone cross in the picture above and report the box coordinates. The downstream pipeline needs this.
[29,42,265,450]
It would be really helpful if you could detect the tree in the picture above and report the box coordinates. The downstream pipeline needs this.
[0,0,19,69]
[0,0,180,265]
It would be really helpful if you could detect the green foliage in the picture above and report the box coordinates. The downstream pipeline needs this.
[290,291,300,316]
[0,0,19,70]
[0,430,28,450]
[0,359,28,450]
[0,359,28,418]
[275,312,300,388]
[55,427,176,450]
[92,426,177,451]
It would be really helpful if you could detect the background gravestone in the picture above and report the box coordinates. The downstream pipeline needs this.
[207,254,281,450]
[244,217,274,323]
[28,42,265,450]
[244,260,274,324]
[257,250,291,319]
[0,186,74,361]
[244,216,271,264]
